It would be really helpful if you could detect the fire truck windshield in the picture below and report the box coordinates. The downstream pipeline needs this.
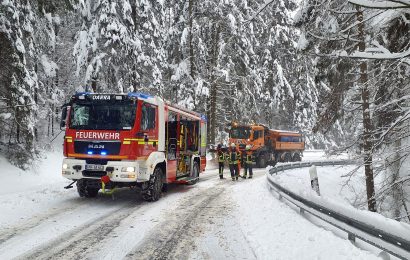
[230,127,251,139]
[69,102,137,130]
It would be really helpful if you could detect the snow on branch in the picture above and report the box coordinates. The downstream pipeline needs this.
[244,0,275,23]
[334,47,410,60]
[348,0,410,9]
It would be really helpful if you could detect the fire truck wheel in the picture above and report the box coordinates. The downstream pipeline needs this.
[162,183,168,192]
[142,167,163,202]
[77,180,99,198]
[187,162,199,185]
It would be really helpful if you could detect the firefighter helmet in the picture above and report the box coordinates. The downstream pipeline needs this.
[230,143,236,148]
[245,145,251,150]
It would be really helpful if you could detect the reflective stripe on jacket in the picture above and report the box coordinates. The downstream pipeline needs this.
[246,153,255,164]
[218,152,225,163]
[228,151,240,164]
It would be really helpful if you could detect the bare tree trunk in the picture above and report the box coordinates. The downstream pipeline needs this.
[188,0,196,109]
[47,108,51,138]
[33,63,38,142]
[188,0,195,81]
[16,108,20,143]
[390,139,402,218]
[91,76,97,92]
[357,6,376,212]
[208,24,219,145]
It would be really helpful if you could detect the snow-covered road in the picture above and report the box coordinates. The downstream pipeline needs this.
[0,160,379,259]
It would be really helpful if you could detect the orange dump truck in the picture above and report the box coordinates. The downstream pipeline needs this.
[228,123,305,167]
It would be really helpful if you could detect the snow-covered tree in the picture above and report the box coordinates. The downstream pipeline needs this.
[295,0,410,216]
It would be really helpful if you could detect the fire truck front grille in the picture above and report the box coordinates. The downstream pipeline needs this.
[74,141,121,155]
[83,171,107,178]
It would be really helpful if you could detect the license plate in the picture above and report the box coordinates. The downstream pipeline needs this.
[85,164,104,171]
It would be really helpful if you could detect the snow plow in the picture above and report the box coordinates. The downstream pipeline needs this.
[228,123,304,167]
[60,92,207,201]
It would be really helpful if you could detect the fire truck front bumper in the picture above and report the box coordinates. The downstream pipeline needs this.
[61,158,149,182]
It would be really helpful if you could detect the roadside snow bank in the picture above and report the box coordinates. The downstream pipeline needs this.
[231,175,378,259]
[0,150,67,195]
[0,150,72,229]
[269,166,410,243]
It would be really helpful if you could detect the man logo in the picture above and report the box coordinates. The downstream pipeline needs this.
[88,144,105,149]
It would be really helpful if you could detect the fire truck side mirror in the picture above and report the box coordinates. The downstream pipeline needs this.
[60,106,68,130]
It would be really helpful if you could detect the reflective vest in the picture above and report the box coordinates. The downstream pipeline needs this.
[228,151,240,165]
[245,153,255,164]
[218,152,225,163]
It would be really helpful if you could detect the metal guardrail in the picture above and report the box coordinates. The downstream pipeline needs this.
[269,160,354,175]
[267,160,410,260]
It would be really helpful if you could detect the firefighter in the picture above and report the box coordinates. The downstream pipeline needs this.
[228,143,240,181]
[217,144,226,179]
[241,145,255,179]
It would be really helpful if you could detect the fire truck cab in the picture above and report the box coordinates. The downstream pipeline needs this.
[60,92,207,201]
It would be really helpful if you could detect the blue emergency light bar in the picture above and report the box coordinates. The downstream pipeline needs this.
[127,92,152,99]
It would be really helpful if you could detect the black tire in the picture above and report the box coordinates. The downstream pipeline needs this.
[293,153,301,162]
[275,153,280,163]
[162,183,169,192]
[187,161,200,185]
[257,155,266,168]
[77,180,99,198]
[284,153,292,162]
[142,167,163,202]
[278,153,284,162]
[269,160,277,167]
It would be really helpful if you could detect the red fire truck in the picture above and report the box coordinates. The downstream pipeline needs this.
[60,92,207,201]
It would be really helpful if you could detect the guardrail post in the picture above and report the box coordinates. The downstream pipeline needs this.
[348,233,355,243]
[309,165,321,196]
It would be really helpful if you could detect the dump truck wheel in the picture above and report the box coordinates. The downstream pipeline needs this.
[257,155,266,168]
[293,153,301,162]
[284,153,292,162]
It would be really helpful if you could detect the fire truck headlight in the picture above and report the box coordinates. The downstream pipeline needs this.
[62,163,69,170]
[122,166,135,172]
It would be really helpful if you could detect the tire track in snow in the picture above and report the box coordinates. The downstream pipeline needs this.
[15,202,141,260]
[125,181,231,260]
[0,200,88,245]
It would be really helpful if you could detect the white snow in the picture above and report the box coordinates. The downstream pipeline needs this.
[0,150,397,259]
[40,55,58,77]
[349,0,409,9]
[15,37,25,54]
[269,165,410,245]
[296,31,309,50]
